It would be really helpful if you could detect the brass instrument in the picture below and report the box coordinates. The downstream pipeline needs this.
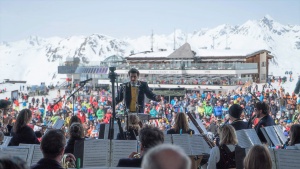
[132,153,141,158]
[62,154,76,169]
[187,112,215,148]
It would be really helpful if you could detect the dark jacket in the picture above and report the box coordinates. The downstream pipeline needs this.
[254,115,275,143]
[31,158,63,169]
[115,81,157,113]
[116,128,139,140]
[65,137,85,154]
[230,119,249,131]
[8,125,40,146]
[167,128,195,135]
[270,104,279,116]
[117,157,142,168]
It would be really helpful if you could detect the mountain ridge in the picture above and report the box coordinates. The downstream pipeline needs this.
[0,15,299,85]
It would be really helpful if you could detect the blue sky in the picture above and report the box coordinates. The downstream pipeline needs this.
[0,0,299,42]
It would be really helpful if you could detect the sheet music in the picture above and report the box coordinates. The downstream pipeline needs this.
[0,147,29,163]
[273,125,287,144]
[31,145,43,165]
[244,129,262,145]
[172,135,191,155]
[201,135,211,154]
[1,136,12,148]
[110,140,138,167]
[164,134,173,144]
[268,148,277,169]
[197,119,208,134]
[83,139,110,167]
[264,126,281,146]
[189,121,200,134]
[236,130,253,148]
[274,149,300,169]
[19,144,34,166]
[190,135,210,155]
[52,119,65,129]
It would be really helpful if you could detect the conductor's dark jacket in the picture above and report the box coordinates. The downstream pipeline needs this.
[115,81,157,113]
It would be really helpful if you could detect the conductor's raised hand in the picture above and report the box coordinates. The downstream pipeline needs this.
[155,95,161,102]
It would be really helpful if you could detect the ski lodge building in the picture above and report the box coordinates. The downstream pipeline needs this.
[58,43,274,92]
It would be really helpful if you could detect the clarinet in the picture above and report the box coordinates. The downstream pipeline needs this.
[187,112,215,148]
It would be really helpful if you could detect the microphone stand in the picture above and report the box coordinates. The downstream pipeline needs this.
[53,81,89,116]
[108,67,117,140]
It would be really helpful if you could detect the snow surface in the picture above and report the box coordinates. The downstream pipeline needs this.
[0,15,299,93]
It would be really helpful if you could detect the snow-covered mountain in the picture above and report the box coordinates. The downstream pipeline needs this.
[0,15,299,86]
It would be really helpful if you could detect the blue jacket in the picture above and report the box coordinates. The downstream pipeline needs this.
[214,106,223,116]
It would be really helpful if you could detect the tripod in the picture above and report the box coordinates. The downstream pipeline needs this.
[108,67,118,140]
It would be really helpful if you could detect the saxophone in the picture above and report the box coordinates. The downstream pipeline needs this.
[61,154,76,169]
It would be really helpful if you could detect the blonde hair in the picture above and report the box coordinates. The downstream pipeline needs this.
[219,125,238,146]
[173,113,190,133]
[244,145,272,169]
[125,114,141,131]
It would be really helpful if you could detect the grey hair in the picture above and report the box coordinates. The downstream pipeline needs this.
[141,144,191,169]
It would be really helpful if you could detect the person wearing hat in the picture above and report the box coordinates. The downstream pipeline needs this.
[228,104,249,131]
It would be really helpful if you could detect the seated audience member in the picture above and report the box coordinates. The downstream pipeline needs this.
[0,156,28,169]
[207,125,238,169]
[64,123,85,154]
[117,114,140,140]
[229,104,249,130]
[117,125,164,167]
[141,144,191,169]
[167,112,195,134]
[243,145,272,169]
[9,109,40,146]
[0,99,12,135]
[31,129,75,169]
[289,124,300,146]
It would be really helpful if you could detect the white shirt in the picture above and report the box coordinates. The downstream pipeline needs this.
[207,144,236,169]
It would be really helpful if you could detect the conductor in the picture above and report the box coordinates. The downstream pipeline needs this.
[115,68,160,113]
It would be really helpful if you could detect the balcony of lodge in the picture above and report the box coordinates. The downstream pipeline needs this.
[114,75,252,90]
[115,62,258,75]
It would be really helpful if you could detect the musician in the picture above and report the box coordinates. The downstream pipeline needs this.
[243,145,272,169]
[65,123,85,154]
[9,109,40,146]
[289,124,300,146]
[253,102,275,143]
[167,112,195,134]
[116,114,140,140]
[31,129,75,169]
[115,68,161,113]
[228,104,249,130]
[207,125,239,169]
[142,144,191,169]
[117,125,164,167]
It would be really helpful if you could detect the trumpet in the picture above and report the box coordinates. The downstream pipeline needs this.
[62,154,76,169]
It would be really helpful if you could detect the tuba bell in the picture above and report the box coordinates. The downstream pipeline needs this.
[61,154,76,169]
